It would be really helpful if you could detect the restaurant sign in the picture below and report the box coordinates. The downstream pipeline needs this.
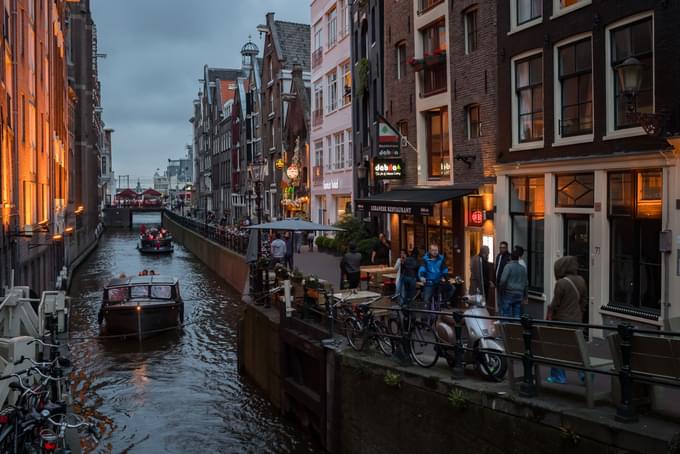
[377,114,401,157]
[356,201,432,216]
[373,158,404,180]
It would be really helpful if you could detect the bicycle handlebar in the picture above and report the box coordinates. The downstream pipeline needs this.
[27,338,60,349]
[14,355,69,368]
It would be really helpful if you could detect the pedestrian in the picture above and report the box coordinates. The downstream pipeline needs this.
[270,233,286,266]
[284,232,294,269]
[514,245,527,269]
[307,232,315,251]
[469,245,493,301]
[294,231,302,253]
[340,243,362,289]
[400,247,420,307]
[371,233,391,266]
[498,250,528,318]
[418,244,452,308]
[546,256,588,384]
[494,241,511,313]
[393,249,407,298]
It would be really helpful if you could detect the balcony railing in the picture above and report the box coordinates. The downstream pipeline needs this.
[312,165,324,186]
[312,47,323,70]
[422,62,447,96]
[312,109,324,127]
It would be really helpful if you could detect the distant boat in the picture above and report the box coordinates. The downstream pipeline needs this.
[137,227,173,253]
[98,275,184,338]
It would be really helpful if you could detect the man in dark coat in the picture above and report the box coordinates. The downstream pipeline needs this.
[469,245,493,301]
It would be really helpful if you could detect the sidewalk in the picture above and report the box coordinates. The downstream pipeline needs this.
[293,247,342,289]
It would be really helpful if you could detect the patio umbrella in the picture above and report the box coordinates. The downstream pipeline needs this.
[245,229,259,264]
[244,219,344,232]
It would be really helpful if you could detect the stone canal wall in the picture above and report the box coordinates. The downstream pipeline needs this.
[162,213,249,293]
[238,304,679,454]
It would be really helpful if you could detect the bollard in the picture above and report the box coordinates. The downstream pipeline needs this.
[519,314,537,397]
[452,311,465,379]
[615,323,638,423]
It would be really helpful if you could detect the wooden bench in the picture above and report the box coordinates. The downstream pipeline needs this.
[501,323,613,408]
[607,331,680,413]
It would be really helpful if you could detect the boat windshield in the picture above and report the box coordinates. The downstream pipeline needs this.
[150,285,172,299]
[108,287,128,303]
[131,285,149,299]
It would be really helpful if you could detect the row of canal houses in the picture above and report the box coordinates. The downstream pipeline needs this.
[190,0,680,331]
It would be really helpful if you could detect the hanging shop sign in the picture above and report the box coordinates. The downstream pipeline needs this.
[323,179,339,190]
[377,114,401,157]
[373,158,404,180]
[468,196,485,227]
[286,163,300,180]
[275,158,285,170]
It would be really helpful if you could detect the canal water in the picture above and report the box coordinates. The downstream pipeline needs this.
[68,215,318,453]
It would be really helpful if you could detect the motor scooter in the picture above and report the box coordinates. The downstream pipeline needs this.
[434,293,507,381]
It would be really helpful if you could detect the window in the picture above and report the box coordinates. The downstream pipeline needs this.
[517,0,542,26]
[327,70,338,112]
[466,104,481,139]
[464,9,478,54]
[555,173,594,207]
[346,129,353,167]
[608,169,661,312]
[419,0,444,12]
[426,107,449,178]
[611,17,653,130]
[515,53,543,143]
[313,22,323,51]
[339,0,349,37]
[557,0,588,11]
[314,81,323,112]
[334,132,345,169]
[327,8,337,47]
[558,38,592,137]
[510,176,545,292]
[398,121,408,141]
[326,136,334,170]
[421,20,447,95]
[131,286,149,299]
[341,62,352,106]
[396,43,406,80]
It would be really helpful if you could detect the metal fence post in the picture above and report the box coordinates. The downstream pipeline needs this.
[615,323,638,423]
[519,314,537,397]
[452,311,465,379]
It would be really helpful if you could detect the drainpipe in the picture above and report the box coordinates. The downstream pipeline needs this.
[10,0,19,285]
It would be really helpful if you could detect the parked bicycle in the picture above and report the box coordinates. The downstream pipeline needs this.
[344,298,393,356]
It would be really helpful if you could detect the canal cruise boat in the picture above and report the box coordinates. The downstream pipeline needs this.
[137,227,173,254]
[99,275,184,337]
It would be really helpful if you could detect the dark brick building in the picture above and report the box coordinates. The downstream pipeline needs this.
[494,0,680,327]
[258,13,310,220]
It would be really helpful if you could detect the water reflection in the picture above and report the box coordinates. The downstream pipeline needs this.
[68,227,319,453]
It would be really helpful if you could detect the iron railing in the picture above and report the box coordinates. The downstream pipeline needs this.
[164,210,248,255]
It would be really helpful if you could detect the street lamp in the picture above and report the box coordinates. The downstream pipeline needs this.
[614,57,667,136]
[248,158,267,304]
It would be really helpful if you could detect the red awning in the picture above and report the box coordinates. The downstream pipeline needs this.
[142,188,162,197]
[116,188,138,199]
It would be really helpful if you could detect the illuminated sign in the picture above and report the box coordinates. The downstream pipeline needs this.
[275,159,285,170]
[470,210,484,226]
[323,179,339,190]
[373,158,404,180]
[468,196,485,227]
[356,201,432,216]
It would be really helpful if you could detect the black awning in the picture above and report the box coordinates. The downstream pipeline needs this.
[355,186,477,216]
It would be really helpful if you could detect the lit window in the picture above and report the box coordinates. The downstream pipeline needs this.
[426,107,449,178]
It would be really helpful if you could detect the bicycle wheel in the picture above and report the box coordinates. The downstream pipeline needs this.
[373,320,394,356]
[410,322,439,368]
[345,317,365,351]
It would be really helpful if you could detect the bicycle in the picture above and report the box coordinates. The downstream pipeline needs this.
[344,297,393,356]
[40,413,99,454]
[387,296,440,368]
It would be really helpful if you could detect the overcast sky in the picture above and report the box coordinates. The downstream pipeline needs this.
[91,0,309,185]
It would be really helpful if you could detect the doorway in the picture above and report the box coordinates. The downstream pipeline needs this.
[563,214,590,321]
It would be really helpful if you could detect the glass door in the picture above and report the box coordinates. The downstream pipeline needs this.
[563,214,590,322]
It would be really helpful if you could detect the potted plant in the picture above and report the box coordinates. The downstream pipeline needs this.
[305,275,321,300]
[408,56,425,72]
[424,48,446,66]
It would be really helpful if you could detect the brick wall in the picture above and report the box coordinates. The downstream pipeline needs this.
[383,0,417,187]
[450,0,497,184]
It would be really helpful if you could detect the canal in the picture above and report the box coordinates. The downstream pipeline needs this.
[68,216,318,453]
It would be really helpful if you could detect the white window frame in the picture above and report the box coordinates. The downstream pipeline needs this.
[327,7,337,48]
[325,136,333,170]
[313,79,324,113]
[334,132,345,170]
[550,0,592,20]
[463,8,477,55]
[314,21,323,51]
[341,61,352,106]
[314,140,324,168]
[510,48,544,152]
[327,70,338,113]
[552,32,594,147]
[509,0,542,35]
[603,11,654,141]
[396,43,406,80]
[346,129,353,168]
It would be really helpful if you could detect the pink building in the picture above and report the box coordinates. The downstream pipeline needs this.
[310,0,353,225]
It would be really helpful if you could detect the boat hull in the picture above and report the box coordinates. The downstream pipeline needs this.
[138,239,173,254]
[100,301,183,337]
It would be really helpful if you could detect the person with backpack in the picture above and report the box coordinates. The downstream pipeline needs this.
[546,256,588,384]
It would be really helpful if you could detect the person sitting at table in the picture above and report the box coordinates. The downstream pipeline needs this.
[340,243,362,289]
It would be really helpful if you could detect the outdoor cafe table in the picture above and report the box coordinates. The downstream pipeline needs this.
[359,266,396,289]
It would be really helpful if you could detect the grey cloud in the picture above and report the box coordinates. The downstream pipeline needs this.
[92,0,310,178]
